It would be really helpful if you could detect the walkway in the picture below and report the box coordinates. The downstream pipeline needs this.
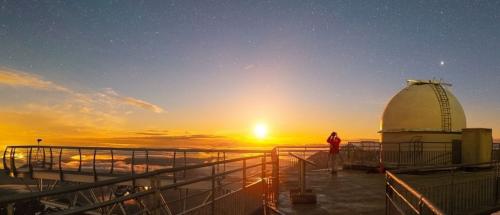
[278,169,386,215]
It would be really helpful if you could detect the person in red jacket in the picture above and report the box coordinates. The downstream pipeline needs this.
[327,131,342,174]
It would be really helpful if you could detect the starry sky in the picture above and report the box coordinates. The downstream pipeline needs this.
[0,0,499,147]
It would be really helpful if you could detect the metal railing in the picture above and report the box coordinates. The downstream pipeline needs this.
[491,142,500,161]
[0,152,276,215]
[386,170,444,215]
[341,141,381,167]
[386,161,500,215]
[2,145,268,182]
[382,142,455,168]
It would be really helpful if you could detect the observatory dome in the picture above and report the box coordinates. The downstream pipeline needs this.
[381,80,466,133]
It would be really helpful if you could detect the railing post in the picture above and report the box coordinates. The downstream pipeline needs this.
[49,147,53,170]
[42,148,46,168]
[78,148,82,172]
[449,169,455,214]
[223,152,226,173]
[131,150,136,187]
[7,202,14,215]
[418,197,424,214]
[110,149,114,174]
[211,165,216,215]
[262,154,268,213]
[2,147,8,172]
[58,148,63,181]
[9,148,17,177]
[495,162,499,204]
[243,159,247,188]
[299,159,305,193]
[272,148,280,205]
[398,143,401,168]
[217,152,220,174]
[146,150,149,173]
[173,151,177,184]
[385,173,389,215]
[28,147,33,178]
[131,150,135,174]
[183,151,187,178]
[93,149,97,182]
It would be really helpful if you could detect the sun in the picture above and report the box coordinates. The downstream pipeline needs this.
[254,123,268,139]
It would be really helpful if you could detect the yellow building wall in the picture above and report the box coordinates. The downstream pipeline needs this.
[461,128,492,164]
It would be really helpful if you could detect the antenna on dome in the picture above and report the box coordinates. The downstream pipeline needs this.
[406,79,452,87]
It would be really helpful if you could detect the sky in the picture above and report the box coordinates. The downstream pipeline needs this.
[0,0,499,147]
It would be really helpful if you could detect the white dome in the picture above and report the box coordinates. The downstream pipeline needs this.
[381,80,466,133]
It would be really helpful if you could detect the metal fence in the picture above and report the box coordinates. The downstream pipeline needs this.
[386,162,500,215]
[386,170,444,215]
[341,141,381,167]
[0,150,277,215]
[492,142,500,161]
[382,142,454,168]
[2,145,269,183]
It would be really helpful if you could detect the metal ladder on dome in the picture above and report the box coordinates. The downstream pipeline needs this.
[432,83,452,132]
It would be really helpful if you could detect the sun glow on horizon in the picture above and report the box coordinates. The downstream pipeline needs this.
[254,123,268,139]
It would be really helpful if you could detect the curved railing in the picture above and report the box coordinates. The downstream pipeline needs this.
[0,152,274,214]
[386,161,500,215]
[2,145,269,182]
[386,170,444,215]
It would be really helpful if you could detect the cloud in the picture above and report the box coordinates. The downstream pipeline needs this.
[101,88,164,113]
[244,64,255,70]
[0,68,70,92]
[0,68,164,113]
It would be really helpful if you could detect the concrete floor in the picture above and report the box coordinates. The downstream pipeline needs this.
[277,170,386,215]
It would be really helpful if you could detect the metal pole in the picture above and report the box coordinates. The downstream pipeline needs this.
[173,151,177,184]
[93,149,97,182]
[217,152,220,174]
[28,147,33,178]
[183,151,187,178]
[211,165,216,215]
[110,149,114,174]
[262,155,268,213]
[2,147,7,172]
[132,150,136,188]
[11,148,18,177]
[242,159,247,214]
[42,148,46,168]
[300,160,305,193]
[449,169,455,214]
[49,147,53,170]
[146,150,149,173]
[398,143,401,168]
[58,148,63,181]
[78,148,82,172]
[223,152,226,173]
[131,150,135,175]
[242,159,247,188]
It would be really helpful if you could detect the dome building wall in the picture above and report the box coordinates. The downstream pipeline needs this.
[380,80,467,166]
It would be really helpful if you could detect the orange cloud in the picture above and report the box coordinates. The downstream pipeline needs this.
[0,68,164,113]
[101,88,164,113]
[0,68,70,92]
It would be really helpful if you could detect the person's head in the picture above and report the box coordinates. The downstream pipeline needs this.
[331,131,337,137]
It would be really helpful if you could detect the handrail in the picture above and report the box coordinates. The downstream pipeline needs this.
[386,170,445,215]
[288,152,317,166]
[391,161,496,174]
[4,145,271,153]
[0,154,266,204]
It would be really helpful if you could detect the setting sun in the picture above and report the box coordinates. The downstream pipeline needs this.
[254,123,268,139]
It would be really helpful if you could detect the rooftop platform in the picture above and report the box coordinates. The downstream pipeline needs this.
[278,170,386,215]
